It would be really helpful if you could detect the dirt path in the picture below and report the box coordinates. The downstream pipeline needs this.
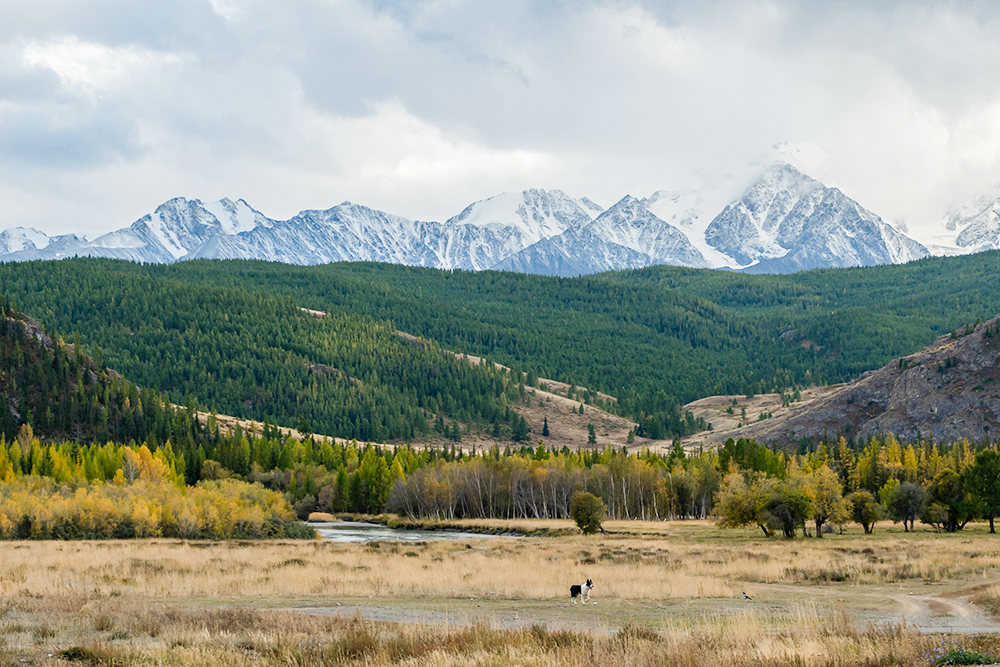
[286,586,1000,635]
[288,595,766,634]
[886,593,1000,634]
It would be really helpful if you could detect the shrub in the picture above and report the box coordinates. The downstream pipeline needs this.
[570,492,606,535]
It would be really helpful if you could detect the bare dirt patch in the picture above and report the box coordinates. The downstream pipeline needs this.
[678,386,843,451]
[447,342,648,453]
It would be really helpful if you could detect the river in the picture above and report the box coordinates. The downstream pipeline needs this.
[311,521,515,543]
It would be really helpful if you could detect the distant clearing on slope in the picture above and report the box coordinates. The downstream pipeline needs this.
[396,329,649,452]
[678,386,841,451]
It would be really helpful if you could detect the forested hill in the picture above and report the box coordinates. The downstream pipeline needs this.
[2,252,1000,443]
[0,261,518,443]
[187,251,1000,404]
[0,297,203,445]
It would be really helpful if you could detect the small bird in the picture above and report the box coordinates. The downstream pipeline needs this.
[742,592,752,600]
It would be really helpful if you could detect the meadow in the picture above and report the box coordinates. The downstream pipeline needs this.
[4,520,1000,664]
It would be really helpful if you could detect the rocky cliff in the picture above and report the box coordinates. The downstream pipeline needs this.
[735,315,1000,446]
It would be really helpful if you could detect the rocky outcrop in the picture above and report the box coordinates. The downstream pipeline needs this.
[737,315,1000,446]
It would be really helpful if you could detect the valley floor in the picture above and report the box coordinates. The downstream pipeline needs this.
[4,520,1000,664]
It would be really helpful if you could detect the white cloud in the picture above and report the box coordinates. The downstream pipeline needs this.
[208,0,242,21]
[22,36,185,94]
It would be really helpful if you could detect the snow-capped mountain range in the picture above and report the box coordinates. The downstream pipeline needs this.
[3,149,996,275]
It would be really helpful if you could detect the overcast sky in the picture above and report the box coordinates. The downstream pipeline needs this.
[3,0,1000,238]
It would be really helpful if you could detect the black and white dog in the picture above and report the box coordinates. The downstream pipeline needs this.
[570,579,594,604]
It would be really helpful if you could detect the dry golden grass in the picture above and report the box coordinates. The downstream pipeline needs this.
[5,523,1000,664]
[3,522,1000,605]
[0,538,732,601]
[0,590,955,666]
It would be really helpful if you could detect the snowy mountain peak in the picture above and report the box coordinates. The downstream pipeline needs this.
[446,188,598,244]
[0,227,50,255]
[945,184,1000,230]
[609,193,641,208]
[705,161,822,265]
[584,195,709,268]
[82,196,269,263]
[724,171,929,273]
[202,197,267,235]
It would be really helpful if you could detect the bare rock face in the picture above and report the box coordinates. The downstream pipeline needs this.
[739,315,1000,446]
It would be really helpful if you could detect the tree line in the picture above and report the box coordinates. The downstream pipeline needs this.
[8,412,1000,537]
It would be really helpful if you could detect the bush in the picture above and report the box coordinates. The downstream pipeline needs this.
[570,492,606,535]
[928,645,997,666]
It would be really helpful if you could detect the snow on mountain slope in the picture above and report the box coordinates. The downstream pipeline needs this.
[644,189,738,268]
[700,159,928,273]
[446,188,599,244]
[491,225,652,277]
[949,189,1000,251]
[418,222,533,270]
[0,162,936,275]
[0,234,126,262]
[879,217,932,264]
[189,201,526,270]
[181,189,600,270]
[255,202,426,265]
[201,198,270,235]
[0,227,50,254]
[584,196,709,268]
[743,187,929,273]
[578,197,604,215]
[945,184,1000,232]
[493,195,708,275]
[705,161,824,266]
[1,197,275,264]
[643,143,832,270]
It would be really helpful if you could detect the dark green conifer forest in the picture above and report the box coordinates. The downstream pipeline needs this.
[4,252,1000,441]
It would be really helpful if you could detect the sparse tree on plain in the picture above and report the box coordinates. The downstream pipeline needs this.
[922,469,972,533]
[887,481,925,532]
[847,490,881,534]
[570,491,606,535]
[806,465,849,538]
[715,472,778,537]
[761,486,812,539]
